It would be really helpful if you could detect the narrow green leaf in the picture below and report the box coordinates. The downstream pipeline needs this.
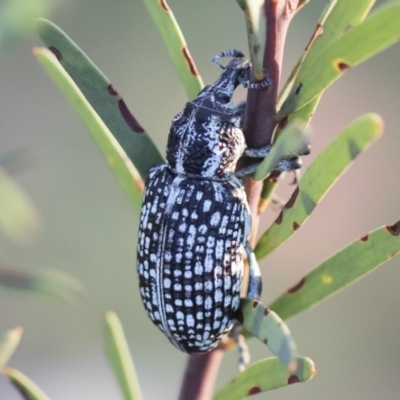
[270,221,400,320]
[255,113,383,260]
[142,0,203,99]
[278,0,375,122]
[0,0,55,53]
[34,18,163,180]
[296,0,374,78]
[105,312,143,400]
[284,95,321,129]
[239,299,297,371]
[278,0,338,106]
[0,266,84,302]
[236,0,264,79]
[253,120,309,181]
[33,47,144,214]
[280,1,400,116]
[0,327,23,370]
[213,356,315,400]
[0,167,40,244]
[4,368,50,400]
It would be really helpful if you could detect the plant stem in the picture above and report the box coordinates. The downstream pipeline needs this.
[178,349,224,400]
[244,0,301,148]
[244,0,302,219]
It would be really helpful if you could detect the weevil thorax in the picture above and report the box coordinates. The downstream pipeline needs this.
[166,57,251,178]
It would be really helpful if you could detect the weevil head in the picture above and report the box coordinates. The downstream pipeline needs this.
[166,57,250,178]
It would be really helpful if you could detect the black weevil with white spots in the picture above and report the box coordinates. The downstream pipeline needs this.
[137,50,307,368]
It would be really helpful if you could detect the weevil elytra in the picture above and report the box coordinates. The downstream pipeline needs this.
[137,50,307,369]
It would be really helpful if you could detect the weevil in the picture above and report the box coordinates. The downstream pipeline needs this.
[137,50,307,369]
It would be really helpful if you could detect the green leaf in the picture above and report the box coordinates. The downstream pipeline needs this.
[253,120,309,181]
[105,312,143,400]
[0,167,40,244]
[0,266,84,302]
[4,367,50,400]
[278,0,375,123]
[296,0,374,77]
[279,1,400,117]
[0,0,56,53]
[213,356,315,400]
[270,221,400,320]
[236,0,264,79]
[34,18,163,181]
[239,299,297,371]
[0,327,23,370]
[33,47,144,214]
[255,113,383,260]
[142,0,203,99]
[278,0,338,106]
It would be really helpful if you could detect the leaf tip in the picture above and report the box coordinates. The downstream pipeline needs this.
[33,17,50,30]
[105,310,117,323]
[305,357,317,379]
[13,326,24,338]
[3,366,11,375]
[368,113,385,136]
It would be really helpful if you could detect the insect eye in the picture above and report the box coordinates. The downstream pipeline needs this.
[215,92,231,104]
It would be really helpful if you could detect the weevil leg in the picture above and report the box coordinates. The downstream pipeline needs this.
[235,156,303,179]
[244,242,262,300]
[228,242,262,371]
[237,141,310,179]
[241,77,271,90]
[230,323,250,372]
[236,299,298,372]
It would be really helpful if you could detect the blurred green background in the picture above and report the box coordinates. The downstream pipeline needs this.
[1,0,400,399]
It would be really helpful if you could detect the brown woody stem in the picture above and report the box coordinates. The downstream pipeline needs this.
[178,349,224,400]
[244,0,301,219]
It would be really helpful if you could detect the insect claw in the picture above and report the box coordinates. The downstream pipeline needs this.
[242,76,271,89]
[211,49,245,70]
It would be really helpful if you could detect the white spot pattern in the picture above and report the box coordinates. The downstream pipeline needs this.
[137,54,254,353]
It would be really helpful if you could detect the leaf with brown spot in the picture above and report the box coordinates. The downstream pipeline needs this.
[287,277,306,294]
[270,221,400,320]
[255,113,383,260]
[386,221,400,236]
[236,0,264,79]
[33,46,145,214]
[142,0,203,99]
[239,299,297,370]
[34,19,162,182]
[213,356,315,400]
[280,2,400,116]
[277,0,374,113]
[334,59,350,72]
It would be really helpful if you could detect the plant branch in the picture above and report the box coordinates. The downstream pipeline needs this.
[244,0,301,149]
[178,349,224,400]
[244,0,302,220]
